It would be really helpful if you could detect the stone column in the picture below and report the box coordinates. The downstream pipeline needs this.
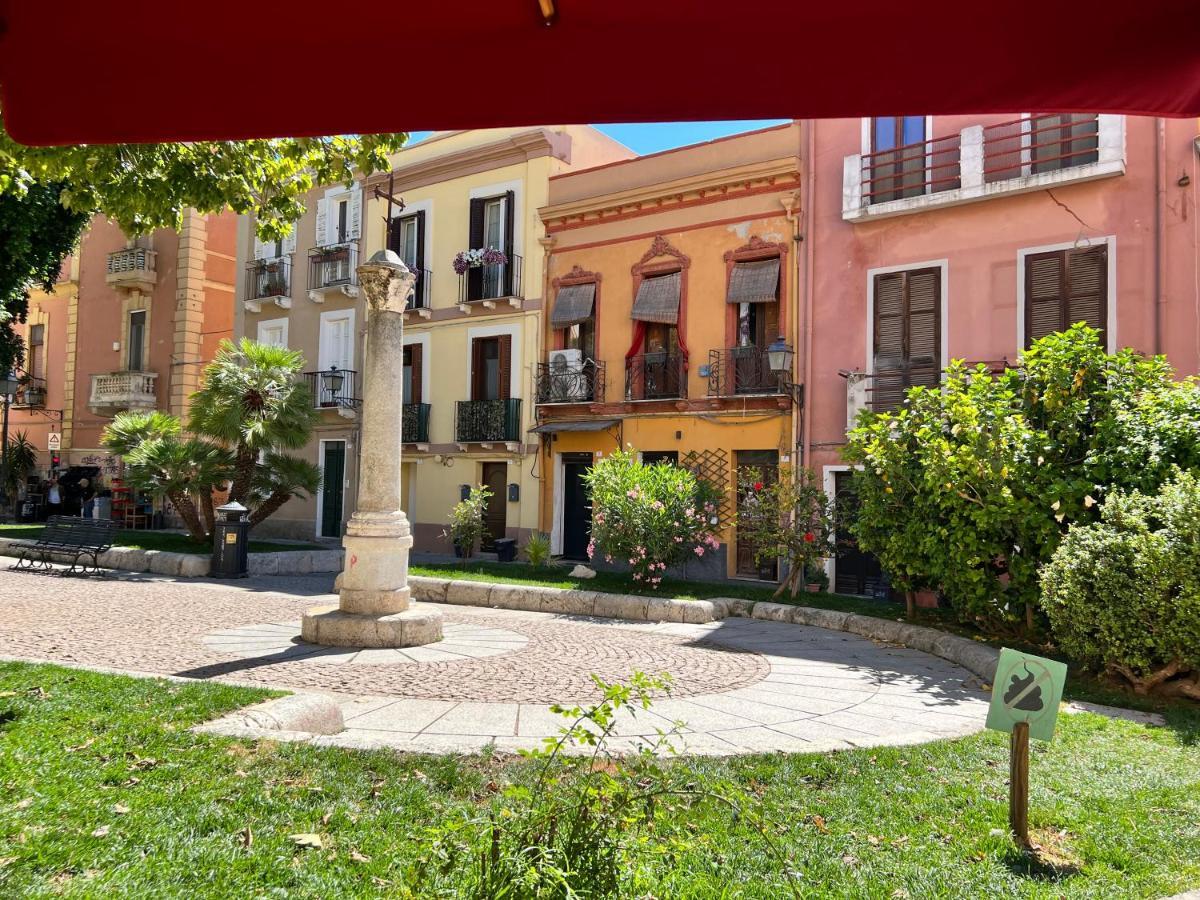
[301,250,443,648]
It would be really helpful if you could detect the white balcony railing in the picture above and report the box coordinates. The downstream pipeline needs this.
[89,371,158,413]
[842,114,1125,222]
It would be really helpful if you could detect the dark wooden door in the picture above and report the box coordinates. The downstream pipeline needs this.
[481,462,507,551]
[320,441,346,538]
[561,453,592,560]
[735,449,778,579]
[833,471,884,596]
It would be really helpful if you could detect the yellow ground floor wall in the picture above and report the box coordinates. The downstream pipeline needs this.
[537,410,793,578]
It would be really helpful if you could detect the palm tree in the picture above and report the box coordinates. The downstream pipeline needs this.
[247,451,322,528]
[188,338,318,505]
[3,430,38,498]
[102,411,233,542]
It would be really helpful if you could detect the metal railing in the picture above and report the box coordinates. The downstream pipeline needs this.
[302,368,360,410]
[535,358,605,404]
[706,347,783,397]
[455,398,522,442]
[407,269,433,311]
[12,375,47,409]
[982,114,1100,182]
[860,131,962,205]
[625,353,687,401]
[107,247,156,275]
[402,402,431,443]
[458,254,524,303]
[860,359,1009,412]
[308,244,358,291]
[245,258,291,300]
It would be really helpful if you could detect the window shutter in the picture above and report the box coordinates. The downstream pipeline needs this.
[409,343,423,405]
[1066,245,1107,340]
[470,338,485,401]
[315,199,329,247]
[906,269,940,373]
[281,223,297,256]
[872,272,906,367]
[497,333,512,400]
[502,190,516,296]
[347,186,362,240]
[1026,251,1064,345]
[253,232,270,260]
[414,211,426,272]
[873,268,941,410]
[467,198,486,300]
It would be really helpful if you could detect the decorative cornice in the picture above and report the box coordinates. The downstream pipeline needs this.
[724,234,789,262]
[552,265,601,288]
[632,235,690,275]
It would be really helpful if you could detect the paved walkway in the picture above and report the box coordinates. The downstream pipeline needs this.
[0,569,990,755]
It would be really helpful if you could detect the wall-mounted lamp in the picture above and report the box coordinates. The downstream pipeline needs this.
[766,336,805,407]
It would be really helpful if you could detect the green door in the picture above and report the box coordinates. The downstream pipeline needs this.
[320,441,346,538]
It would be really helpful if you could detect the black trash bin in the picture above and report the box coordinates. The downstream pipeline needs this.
[211,501,249,578]
[494,537,517,563]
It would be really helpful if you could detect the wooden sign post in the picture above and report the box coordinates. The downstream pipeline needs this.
[985,649,1067,848]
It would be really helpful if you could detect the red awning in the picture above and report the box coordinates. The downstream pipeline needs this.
[1,0,1198,145]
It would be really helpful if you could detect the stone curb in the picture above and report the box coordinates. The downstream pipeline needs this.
[194,693,344,736]
[408,576,1000,681]
[0,539,342,577]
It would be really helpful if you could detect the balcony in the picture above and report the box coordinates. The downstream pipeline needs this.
[625,354,687,402]
[404,269,433,319]
[11,376,47,409]
[402,402,431,445]
[244,258,291,312]
[302,368,360,418]
[535,357,605,404]
[842,114,1124,221]
[307,244,359,301]
[844,359,1010,425]
[88,371,158,415]
[706,347,783,397]
[455,398,522,445]
[457,254,524,311]
[105,248,157,292]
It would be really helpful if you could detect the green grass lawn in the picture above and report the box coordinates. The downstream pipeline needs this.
[1,661,1196,898]
[0,524,322,555]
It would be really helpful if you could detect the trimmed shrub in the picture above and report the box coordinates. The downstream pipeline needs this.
[1041,471,1200,699]
[443,486,493,559]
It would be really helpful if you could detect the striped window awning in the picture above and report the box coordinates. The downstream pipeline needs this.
[727,258,779,304]
[631,271,681,324]
[549,282,596,328]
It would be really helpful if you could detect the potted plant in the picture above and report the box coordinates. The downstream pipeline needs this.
[452,247,508,275]
[443,485,493,560]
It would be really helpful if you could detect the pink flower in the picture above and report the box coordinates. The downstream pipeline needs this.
[651,500,664,511]
[629,558,638,566]
[626,489,639,499]
[694,546,705,557]
[685,508,695,518]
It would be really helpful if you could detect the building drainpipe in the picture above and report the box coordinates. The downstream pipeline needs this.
[1154,117,1168,355]
[537,232,555,536]
[800,120,817,470]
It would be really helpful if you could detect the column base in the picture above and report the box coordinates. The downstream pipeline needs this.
[300,603,444,648]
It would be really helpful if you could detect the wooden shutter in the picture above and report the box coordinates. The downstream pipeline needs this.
[253,232,271,260]
[502,190,516,296]
[409,342,423,404]
[497,333,512,400]
[281,223,297,256]
[467,198,486,301]
[470,337,485,400]
[872,268,940,411]
[347,186,362,239]
[906,269,940,384]
[1025,246,1107,346]
[413,210,427,304]
[315,199,329,247]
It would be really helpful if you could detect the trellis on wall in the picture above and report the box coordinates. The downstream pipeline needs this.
[681,448,732,524]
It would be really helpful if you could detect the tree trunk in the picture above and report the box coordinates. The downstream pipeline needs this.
[905,590,916,620]
[167,491,207,542]
[229,447,257,504]
[199,490,215,539]
[1111,660,1182,695]
[248,490,291,528]
[1024,602,1035,636]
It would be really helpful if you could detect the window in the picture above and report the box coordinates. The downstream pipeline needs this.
[467,192,515,300]
[471,334,512,401]
[871,267,941,411]
[641,451,678,466]
[402,343,422,405]
[727,258,781,349]
[389,211,426,307]
[483,198,505,251]
[869,115,928,203]
[27,323,44,379]
[336,198,349,244]
[257,318,288,348]
[127,310,146,372]
[1030,114,1099,174]
[318,310,355,372]
[563,320,595,360]
[1024,245,1107,347]
[550,280,596,358]
[396,216,419,267]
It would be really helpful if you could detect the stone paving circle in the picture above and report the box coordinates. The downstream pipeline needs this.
[0,569,991,756]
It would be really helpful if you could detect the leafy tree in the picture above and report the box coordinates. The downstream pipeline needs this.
[187,338,320,507]
[844,324,1200,636]
[443,486,493,559]
[0,111,405,379]
[102,411,233,542]
[735,466,834,599]
[1,429,38,500]
[247,451,322,529]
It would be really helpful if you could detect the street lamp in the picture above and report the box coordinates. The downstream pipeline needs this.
[766,336,804,406]
[0,371,20,522]
[321,365,344,404]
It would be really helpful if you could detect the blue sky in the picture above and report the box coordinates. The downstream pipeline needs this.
[407,120,790,155]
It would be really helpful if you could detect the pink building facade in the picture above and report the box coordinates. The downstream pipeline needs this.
[802,113,1200,594]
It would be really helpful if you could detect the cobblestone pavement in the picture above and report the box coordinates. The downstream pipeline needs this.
[0,570,991,755]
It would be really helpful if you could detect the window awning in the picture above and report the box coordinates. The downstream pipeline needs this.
[727,259,780,304]
[530,419,620,434]
[4,1,1196,145]
[549,282,596,329]
[631,272,681,325]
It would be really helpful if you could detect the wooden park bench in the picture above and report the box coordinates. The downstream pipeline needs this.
[8,515,120,576]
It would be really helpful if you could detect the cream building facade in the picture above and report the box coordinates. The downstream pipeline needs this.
[234,127,631,545]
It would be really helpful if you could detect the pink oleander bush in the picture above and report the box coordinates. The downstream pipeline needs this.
[583,448,721,588]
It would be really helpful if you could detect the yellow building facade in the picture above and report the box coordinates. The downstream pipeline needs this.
[536,124,804,580]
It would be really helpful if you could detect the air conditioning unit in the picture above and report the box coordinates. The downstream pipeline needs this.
[548,348,588,402]
[845,371,869,431]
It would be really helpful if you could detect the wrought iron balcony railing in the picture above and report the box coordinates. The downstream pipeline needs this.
[535,358,605,404]
[625,353,686,401]
[458,254,524,304]
[455,398,522,443]
[246,257,291,301]
[308,243,358,292]
[302,368,360,410]
[706,347,784,397]
[402,402,431,444]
